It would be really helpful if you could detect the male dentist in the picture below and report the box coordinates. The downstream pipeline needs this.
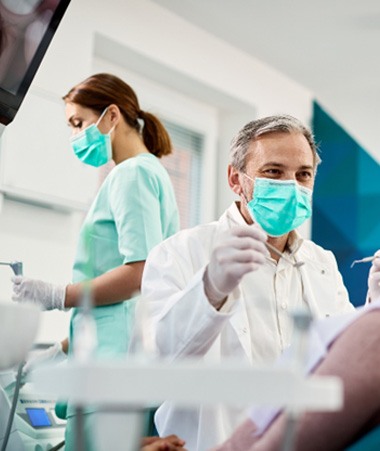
[140,115,355,451]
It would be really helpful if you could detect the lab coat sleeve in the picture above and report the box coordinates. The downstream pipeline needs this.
[327,250,355,312]
[141,240,237,361]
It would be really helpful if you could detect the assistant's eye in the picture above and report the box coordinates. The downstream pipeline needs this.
[72,120,83,129]
[68,117,84,130]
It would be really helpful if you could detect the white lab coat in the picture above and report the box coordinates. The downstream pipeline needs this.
[141,202,355,451]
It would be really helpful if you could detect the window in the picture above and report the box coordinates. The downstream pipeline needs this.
[161,121,203,229]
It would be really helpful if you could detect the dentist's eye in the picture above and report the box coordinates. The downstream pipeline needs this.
[297,171,313,181]
[263,169,282,177]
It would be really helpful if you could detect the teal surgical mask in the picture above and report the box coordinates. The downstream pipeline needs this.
[244,176,312,237]
[70,108,114,167]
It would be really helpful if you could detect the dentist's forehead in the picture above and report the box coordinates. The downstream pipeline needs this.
[246,132,315,168]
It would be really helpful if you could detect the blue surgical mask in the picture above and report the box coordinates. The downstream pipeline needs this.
[70,108,113,167]
[244,176,312,237]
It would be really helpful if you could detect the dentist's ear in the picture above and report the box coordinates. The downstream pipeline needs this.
[228,165,254,224]
[228,165,244,196]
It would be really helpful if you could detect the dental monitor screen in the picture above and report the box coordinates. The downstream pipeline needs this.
[0,0,71,126]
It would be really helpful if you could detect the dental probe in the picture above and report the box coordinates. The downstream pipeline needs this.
[350,255,379,268]
[265,242,305,268]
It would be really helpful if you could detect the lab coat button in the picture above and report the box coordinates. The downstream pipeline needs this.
[281,303,287,310]
[321,269,326,274]
[242,327,247,334]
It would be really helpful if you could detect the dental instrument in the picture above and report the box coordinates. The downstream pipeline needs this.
[350,255,379,268]
[72,226,97,363]
[265,242,305,268]
[0,260,25,451]
[1,259,64,451]
[0,261,23,275]
[282,307,314,451]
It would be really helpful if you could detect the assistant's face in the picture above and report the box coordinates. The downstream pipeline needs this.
[65,102,106,136]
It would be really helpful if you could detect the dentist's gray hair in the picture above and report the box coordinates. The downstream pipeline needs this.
[229,114,321,172]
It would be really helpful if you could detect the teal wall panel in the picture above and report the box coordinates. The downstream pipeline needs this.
[312,102,380,306]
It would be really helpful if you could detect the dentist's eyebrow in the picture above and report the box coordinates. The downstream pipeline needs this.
[261,162,285,167]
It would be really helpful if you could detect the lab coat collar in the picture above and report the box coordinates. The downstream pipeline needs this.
[286,230,304,255]
[225,201,249,226]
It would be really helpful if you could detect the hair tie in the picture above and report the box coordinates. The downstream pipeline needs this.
[138,109,144,120]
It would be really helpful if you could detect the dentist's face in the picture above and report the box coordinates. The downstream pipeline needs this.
[228,131,315,225]
[244,131,315,190]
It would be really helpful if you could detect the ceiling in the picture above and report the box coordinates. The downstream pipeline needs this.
[153,0,380,157]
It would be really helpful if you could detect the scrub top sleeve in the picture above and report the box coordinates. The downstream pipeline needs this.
[109,164,164,264]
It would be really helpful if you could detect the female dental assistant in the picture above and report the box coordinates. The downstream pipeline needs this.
[12,73,180,449]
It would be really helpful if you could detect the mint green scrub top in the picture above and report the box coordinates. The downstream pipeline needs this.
[65,153,179,422]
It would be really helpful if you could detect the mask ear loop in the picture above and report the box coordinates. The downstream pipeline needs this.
[108,124,116,136]
[95,106,116,136]
[240,173,254,205]
[241,190,250,205]
[95,106,109,127]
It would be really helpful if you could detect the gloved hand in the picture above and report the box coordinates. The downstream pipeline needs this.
[12,276,66,310]
[368,251,380,303]
[23,342,67,374]
[203,224,268,309]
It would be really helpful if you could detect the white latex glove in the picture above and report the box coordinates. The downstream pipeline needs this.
[12,276,66,310]
[23,342,67,374]
[204,224,268,309]
[368,250,380,303]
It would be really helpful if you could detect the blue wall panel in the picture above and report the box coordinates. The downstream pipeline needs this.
[312,102,380,306]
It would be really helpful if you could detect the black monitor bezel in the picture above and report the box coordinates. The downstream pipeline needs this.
[0,0,71,125]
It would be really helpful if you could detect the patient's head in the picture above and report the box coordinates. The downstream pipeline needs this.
[0,10,10,59]
[0,13,4,56]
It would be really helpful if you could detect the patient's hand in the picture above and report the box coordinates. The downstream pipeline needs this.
[141,435,186,450]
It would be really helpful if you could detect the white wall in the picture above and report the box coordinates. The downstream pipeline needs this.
[0,199,83,342]
[0,0,313,342]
